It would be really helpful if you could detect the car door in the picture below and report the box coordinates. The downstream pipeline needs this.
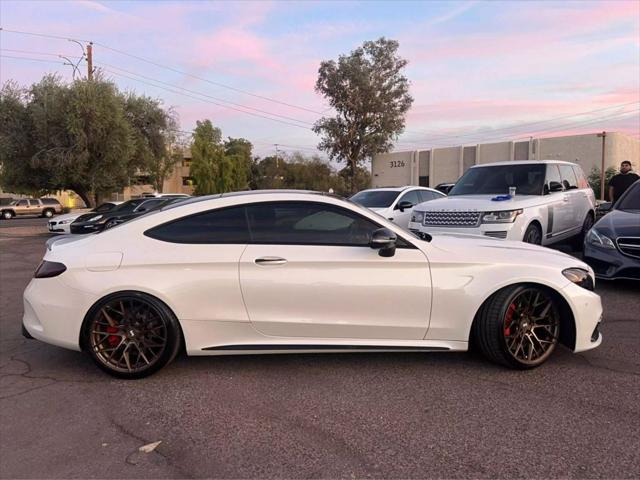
[239,201,432,340]
[558,164,582,233]
[390,190,422,228]
[544,164,573,238]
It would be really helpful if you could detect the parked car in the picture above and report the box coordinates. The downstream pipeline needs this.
[139,193,191,198]
[23,190,602,378]
[408,160,596,246]
[1,198,63,219]
[70,197,187,234]
[48,202,122,234]
[583,179,640,280]
[350,186,446,229]
[435,183,456,195]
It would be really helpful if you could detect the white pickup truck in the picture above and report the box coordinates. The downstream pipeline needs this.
[408,160,596,246]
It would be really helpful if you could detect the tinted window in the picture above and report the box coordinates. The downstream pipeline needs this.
[396,190,421,208]
[350,190,399,208]
[449,164,546,196]
[418,190,443,202]
[145,206,249,244]
[41,198,60,205]
[17,200,28,207]
[572,166,589,189]
[616,182,640,211]
[545,164,563,192]
[135,199,165,212]
[559,165,578,190]
[114,199,146,213]
[246,202,380,246]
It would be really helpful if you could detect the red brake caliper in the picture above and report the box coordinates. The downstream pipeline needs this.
[504,303,516,336]
[106,326,120,346]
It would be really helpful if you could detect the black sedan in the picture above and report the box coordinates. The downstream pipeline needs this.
[583,179,640,280]
[70,197,186,234]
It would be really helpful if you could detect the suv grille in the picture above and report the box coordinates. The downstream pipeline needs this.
[423,211,481,227]
[616,237,640,259]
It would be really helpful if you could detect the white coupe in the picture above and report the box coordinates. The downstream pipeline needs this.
[23,191,603,378]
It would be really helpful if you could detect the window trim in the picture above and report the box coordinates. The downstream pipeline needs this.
[144,200,418,249]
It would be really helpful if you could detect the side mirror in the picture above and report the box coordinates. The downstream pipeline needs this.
[598,202,612,213]
[370,228,397,257]
[548,181,563,193]
[396,200,414,212]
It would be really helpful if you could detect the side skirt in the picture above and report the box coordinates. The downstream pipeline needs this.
[202,344,450,352]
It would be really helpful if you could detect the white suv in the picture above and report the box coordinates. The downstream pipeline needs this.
[350,186,446,229]
[408,160,596,245]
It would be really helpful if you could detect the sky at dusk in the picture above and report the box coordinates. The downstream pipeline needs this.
[1,0,639,158]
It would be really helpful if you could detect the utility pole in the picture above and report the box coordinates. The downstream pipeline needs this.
[597,131,606,200]
[86,42,93,80]
[274,144,279,168]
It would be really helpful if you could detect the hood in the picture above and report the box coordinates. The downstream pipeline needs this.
[426,233,589,271]
[51,210,89,222]
[593,209,640,237]
[415,195,546,212]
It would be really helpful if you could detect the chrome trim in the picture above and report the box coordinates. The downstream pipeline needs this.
[616,236,640,259]
[422,211,481,228]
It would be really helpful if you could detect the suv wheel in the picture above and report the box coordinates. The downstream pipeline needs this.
[2,211,13,220]
[572,213,594,251]
[42,209,54,218]
[523,223,542,245]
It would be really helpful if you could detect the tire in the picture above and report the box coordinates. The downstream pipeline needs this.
[472,284,560,369]
[523,222,542,245]
[572,213,594,251]
[81,292,182,379]
[104,219,118,229]
[42,209,54,218]
[2,210,14,220]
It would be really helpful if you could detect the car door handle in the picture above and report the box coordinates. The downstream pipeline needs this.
[563,195,570,202]
[254,256,287,266]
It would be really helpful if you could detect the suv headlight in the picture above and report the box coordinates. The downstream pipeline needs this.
[481,209,523,223]
[411,211,425,223]
[562,268,595,291]
[586,228,615,249]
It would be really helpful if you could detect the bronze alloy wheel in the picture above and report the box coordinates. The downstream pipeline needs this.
[88,296,170,375]
[502,288,559,365]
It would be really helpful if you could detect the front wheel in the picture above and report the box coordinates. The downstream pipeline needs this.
[2,211,13,220]
[473,285,560,369]
[81,292,182,379]
[523,223,542,245]
[42,209,54,218]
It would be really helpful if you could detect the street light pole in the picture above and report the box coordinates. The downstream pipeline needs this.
[597,131,606,200]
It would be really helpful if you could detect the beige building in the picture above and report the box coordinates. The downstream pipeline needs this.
[372,131,640,190]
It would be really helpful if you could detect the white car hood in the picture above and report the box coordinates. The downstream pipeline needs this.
[415,195,545,212]
[426,233,589,271]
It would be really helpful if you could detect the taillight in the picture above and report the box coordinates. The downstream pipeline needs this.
[34,261,67,278]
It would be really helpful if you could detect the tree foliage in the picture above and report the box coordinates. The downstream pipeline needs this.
[313,37,412,193]
[0,75,181,206]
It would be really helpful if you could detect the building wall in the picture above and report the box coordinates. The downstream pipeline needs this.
[371,132,640,188]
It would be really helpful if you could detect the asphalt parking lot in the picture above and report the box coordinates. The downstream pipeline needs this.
[1,217,639,479]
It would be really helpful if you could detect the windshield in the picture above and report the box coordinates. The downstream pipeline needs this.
[449,164,546,196]
[350,190,399,208]
[93,202,116,213]
[615,182,640,211]
[114,199,145,213]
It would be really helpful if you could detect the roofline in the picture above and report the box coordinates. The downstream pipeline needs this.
[470,160,578,168]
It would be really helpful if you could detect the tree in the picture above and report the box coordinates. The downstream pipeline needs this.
[313,37,413,193]
[225,137,252,191]
[190,120,224,195]
[588,166,618,200]
[124,95,181,193]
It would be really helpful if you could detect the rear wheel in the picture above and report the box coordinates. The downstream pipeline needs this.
[572,213,594,251]
[523,223,542,245]
[473,285,560,369]
[81,292,182,379]
[42,209,54,218]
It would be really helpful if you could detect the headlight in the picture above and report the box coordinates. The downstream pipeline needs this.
[58,219,73,225]
[86,215,103,222]
[481,209,523,223]
[562,268,595,291]
[586,228,615,249]
[411,211,425,223]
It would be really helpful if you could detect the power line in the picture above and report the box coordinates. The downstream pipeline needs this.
[0,28,323,115]
[0,48,82,58]
[100,67,313,130]
[96,61,315,126]
[399,101,640,144]
[0,54,64,65]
